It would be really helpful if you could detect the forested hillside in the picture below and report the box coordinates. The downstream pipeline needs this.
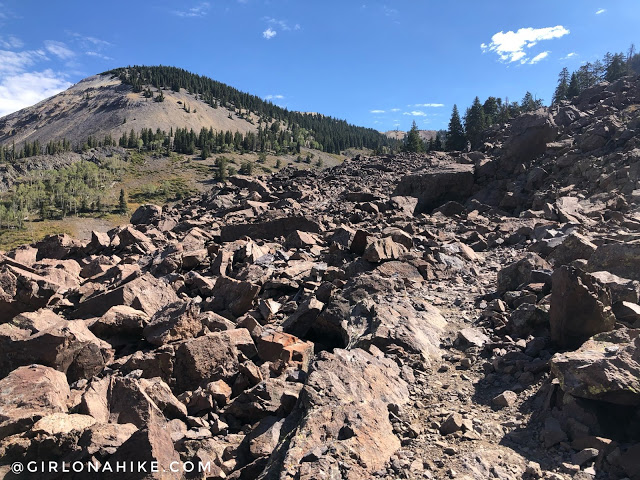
[106,65,393,154]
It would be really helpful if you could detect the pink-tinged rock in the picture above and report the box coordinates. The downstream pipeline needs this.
[0,365,70,438]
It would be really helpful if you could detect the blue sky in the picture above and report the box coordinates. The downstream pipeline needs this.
[0,1,638,131]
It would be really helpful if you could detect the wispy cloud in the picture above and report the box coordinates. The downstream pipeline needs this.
[528,51,550,64]
[595,8,606,14]
[403,111,427,117]
[0,49,48,74]
[172,2,210,18]
[561,52,577,60]
[265,17,301,31]
[86,51,113,61]
[390,108,401,112]
[44,40,75,60]
[370,109,385,114]
[0,69,72,117]
[263,28,277,40]
[382,5,398,17]
[67,32,113,48]
[481,25,569,63]
[265,94,284,100]
[412,103,444,108]
[0,35,23,49]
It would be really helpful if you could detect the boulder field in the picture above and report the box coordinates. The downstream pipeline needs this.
[2,75,640,479]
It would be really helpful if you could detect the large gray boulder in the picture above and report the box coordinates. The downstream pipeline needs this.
[393,163,475,213]
[502,109,558,164]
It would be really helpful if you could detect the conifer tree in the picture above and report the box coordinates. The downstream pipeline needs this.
[446,105,466,151]
[433,134,443,151]
[118,189,128,214]
[567,73,580,98]
[464,97,486,150]
[404,121,424,153]
[553,67,570,104]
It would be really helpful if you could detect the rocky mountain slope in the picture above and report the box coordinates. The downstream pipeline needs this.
[0,75,256,148]
[0,75,640,480]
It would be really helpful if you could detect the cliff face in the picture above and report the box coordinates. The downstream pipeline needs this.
[1,76,640,479]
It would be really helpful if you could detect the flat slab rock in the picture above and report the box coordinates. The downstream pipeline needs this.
[270,348,410,480]
[550,328,640,406]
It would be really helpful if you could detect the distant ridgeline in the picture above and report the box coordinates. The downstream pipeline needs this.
[106,65,394,154]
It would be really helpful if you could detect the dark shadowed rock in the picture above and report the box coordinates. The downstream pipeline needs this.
[502,109,558,163]
[547,232,597,266]
[225,377,302,423]
[550,266,616,348]
[220,216,322,242]
[0,319,114,381]
[130,204,163,225]
[497,253,551,294]
[90,305,149,342]
[393,163,475,213]
[34,233,82,260]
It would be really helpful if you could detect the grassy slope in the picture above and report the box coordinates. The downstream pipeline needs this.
[0,147,352,251]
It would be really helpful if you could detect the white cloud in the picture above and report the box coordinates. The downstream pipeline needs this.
[173,2,210,18]
[265,94,284,100]
[481,26,569,63]
[86,51,113,61]
[370,109,385,113]
[403,111,427,116]
[390,108,400,112]
[0,69,72,117]
[561,52,577,60]
[0,35,23,49]
[413,103,444,107]
[596,8,606,14]
[528,51,550,64]
[265,17,301,32]
[0,49,48,74]
[263,28,277,39]
[67,32,112,48]
[44,40,75,60]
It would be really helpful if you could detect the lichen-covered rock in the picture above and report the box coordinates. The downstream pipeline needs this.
[0,365,70,438]
[551,329,640,406]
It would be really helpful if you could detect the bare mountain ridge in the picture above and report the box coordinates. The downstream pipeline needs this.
[0,74,257,148]
[384,129,437,142]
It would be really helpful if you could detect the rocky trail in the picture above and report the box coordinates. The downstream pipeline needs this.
[1,76,640,479]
